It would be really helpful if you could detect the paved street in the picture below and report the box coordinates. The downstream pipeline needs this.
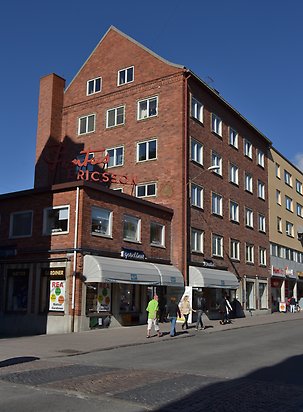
[1,313,303,411]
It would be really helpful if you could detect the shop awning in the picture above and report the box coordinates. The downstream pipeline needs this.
[83,255,184,287]
[189,266,239,289]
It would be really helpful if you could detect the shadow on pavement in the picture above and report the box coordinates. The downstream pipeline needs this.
[0,356,40,368]
[155,354,303,412]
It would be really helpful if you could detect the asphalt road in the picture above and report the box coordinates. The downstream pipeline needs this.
[1,320,303,411]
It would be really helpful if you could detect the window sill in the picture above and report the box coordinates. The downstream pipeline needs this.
[123,239,142,244]
[92,233,113,239]
[151,243,166,249]
[211,131,223,139]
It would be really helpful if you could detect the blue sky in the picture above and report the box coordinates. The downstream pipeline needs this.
[1,0,302,194]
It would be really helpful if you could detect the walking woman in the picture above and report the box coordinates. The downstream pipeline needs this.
[180,295,192,330]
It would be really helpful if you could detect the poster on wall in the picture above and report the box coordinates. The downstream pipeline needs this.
[49,280,66,312]
[97,283,111,312]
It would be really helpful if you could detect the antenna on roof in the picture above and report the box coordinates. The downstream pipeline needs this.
[205,76,214,85]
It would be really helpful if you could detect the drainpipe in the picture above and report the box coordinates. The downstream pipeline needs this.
[183,70,191,286]
[71,186,80,332]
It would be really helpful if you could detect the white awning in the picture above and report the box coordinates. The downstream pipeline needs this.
[189,266,239,289]
[83,255,184,287]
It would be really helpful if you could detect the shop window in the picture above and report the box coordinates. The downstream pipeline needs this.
[150,222,165,247]
[119,283,139,313]
[259,282,267,309]
[246,281,255,310]
[43,206,69,235]
[91,207,112,237]
[9,210,33,238]
[39,268,66,313]
[6,269,29,312]
[123,215,141,242]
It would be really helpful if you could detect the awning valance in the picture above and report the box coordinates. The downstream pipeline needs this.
[189,266,239,289]
[83,255,184,287]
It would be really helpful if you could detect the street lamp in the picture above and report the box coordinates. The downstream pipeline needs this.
[190,165,220,183]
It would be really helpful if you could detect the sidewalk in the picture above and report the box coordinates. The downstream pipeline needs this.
[1,311,302,361]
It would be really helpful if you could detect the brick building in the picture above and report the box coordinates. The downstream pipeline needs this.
[1,26,274,335]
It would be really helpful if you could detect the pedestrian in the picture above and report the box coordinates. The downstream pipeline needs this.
[289,296,296,313]
[146,294,162,338]
[166,296,181,337]
[180,295,192,330]
[219,294,233,324]
[194,291,207,330]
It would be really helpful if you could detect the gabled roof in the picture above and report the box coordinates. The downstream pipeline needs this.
[65,25,184,92]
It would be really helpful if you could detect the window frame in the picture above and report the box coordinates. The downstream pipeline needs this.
[211,113,222,136]
[285,195,293,212]
[245,243,254,264]
[91,206,113,237]
[123,215,141,243]
[230,200,239,223]
[86,77,102,95]
[43,205,70,236]
[285,221,294,237]
[229,127,238,149]
[245,172,253,193]
[106,146,124,168]
[135,182,157,198]
[150,222,165,247]
[191,96,203,123]
[229,163,239,185]
[244,139,253,159]
[78,114,96,135]
[257,149,265,168]
[212,192,223,216]
[191,138,203,165]
[230,238,240,261]
[137,138,157,162]
[106,105,125,128]
[284,170,293,187]
[117,66,134,86]
[257,180,265,200]
[191,183,204,208]
[191,228,204,253]
[137,96,158,120]
[211,151,222,176]
[9,210,33,239]
[212,234,223,257]
[245,207,254,228]
[259,247,267,266]
[258,213,266,233]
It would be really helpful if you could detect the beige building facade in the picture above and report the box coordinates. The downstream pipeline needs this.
[268,147,303,311]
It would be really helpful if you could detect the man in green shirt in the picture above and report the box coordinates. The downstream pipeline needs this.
[146,294,162,338]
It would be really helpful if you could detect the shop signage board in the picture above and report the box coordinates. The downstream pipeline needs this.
[121,248,145,260]
[279,302,286,312]
[49,280,65,312]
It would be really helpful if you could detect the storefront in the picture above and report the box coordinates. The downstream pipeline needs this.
[271,267,286,312]
[188,266,239,320]
[83,255,184,327]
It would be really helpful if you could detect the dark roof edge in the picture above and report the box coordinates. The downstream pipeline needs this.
[187,69,272,146]
[0,180,174,215]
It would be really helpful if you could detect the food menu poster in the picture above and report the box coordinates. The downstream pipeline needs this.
[49,280,65,312]
[97,284,111,312]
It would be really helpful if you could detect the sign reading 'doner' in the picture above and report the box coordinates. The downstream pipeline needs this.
[72,149,137,186]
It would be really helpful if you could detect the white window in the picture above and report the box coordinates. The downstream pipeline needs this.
[285,195,293,212]
[245,243,254,263]
[118,66,134,86]
[284,170,292,186]
[211,113,222,136]
[244,139,252,159]
[276,189,281,205]
[259,247,267,266]
[229,163,239,185]
[43,206,69,235]
[259,282,268,309]
[286,221,294,237]
[9,211,33,238]
[245,172,253,193]
[191,138,203,165]
[191,96,203,122]
[87,77,102,95]
[137,139,157,162]
[191,184,203,208]
[297,203,303,218]
[257,180,265,200]
[123,215,141,242]
[191,228,204,253]
[257,149,265,168]
[150,222,165,247]
[296,179,303,195]
[229,128,238,148]
[211,151,222,175]
[78,114,95,135]
[212,192,223,216]
[137,96,158,120]
[277,216,282,232]
[258,214,266,233]
[230,200,239,222]
[212,234,223,257]
[136,182,156,198]
[230,239,240,260]
[91,207,112,237]
[245,207,254,228]
[106,106,125,128]
[275,163,281,179]
[107,146,124,167]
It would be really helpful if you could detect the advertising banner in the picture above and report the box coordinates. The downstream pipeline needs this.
[49,280,65,312]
